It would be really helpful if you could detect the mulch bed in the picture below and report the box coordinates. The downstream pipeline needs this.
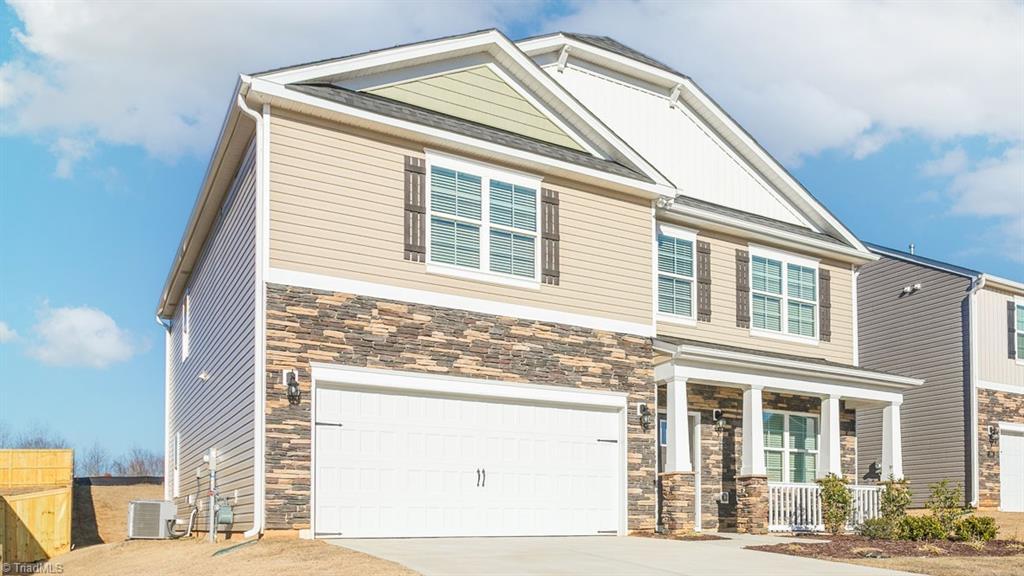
[748,535,1024,559]
[636,531,728,541]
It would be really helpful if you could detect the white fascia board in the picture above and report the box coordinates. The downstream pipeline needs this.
[657,205,877,264]
[310,363,628,410]
[982,273,1024,295]
[268,267,654,337]
[520,34,868,253]
[259,30,669,187]
[978,380,1024,395]
[655,339,922,391]
[247,77,673,201]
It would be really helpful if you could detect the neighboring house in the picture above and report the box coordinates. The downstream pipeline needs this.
[857,244,1024,511]
[157,29,920,539]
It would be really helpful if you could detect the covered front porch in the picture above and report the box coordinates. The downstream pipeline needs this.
[653,338,922,535]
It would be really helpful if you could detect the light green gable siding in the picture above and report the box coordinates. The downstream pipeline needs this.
[367,66,584,151]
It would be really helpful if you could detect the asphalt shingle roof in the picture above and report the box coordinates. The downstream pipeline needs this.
[668,195,848,246]
[287,83,653,182]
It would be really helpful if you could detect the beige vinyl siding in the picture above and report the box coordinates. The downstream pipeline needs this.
[167,141,257,531]
[368,65,584,151]
[976,287,1024,390]
[656,229,855,364]
[856,257,971,505]
[268,110,652,327]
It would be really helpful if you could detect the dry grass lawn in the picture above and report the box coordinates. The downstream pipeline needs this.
[50,538,418,576]
[72,483,164,545]
[846,555,1024,576]
[979,509,1024,542]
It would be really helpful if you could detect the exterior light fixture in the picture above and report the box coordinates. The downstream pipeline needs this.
[638,403,652,432]
[988,425,999,445]
[712,408,726,431]
[197,371,210,382]
[286,370,301,405]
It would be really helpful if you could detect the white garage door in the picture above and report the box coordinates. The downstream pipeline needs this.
[1000,427,1024,512]
[314,383,622,537]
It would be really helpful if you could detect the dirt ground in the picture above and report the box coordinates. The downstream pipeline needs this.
[50,538,418,576]
[72,483,164,545]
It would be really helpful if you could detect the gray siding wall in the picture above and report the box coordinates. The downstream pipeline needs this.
[857,257,972,506]
[167,140,257,531]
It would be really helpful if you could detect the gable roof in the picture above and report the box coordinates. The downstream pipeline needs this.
[517,32,871,256]
[253,28,671,189]
[288,83,650,181]
[670,195,846,246]
[866,242,981,279]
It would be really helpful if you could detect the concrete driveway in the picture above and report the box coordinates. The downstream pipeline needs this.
[331,534,916,576]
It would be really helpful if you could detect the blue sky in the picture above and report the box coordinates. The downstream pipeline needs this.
[1,1,1021,458]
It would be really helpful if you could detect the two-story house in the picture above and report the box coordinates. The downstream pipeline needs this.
[857,244,1024,511]
[157,30,920,539]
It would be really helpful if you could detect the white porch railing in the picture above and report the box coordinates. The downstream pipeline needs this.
[768,483,884,533]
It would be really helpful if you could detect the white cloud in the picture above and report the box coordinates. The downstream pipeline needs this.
[547,1,1023,163]
[0,321,17,343]
[29,305,140,368]
[50,136,92,178]
[1,1,538,167]
[921,148,969,178]
[946,147,1024,262]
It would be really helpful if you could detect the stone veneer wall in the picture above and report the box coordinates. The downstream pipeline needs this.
[659,472,696,534]
[263,283,656,532]
[977,388,1024,508]
[682,384,857,531]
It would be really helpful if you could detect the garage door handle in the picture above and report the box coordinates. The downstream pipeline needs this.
[476,469,481,487]
[482,469,486,487]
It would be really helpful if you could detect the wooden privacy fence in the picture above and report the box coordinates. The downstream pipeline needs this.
[0,449,74,564]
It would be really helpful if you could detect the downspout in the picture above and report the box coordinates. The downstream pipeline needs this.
[157,315,172,502]
[236,92,267,539]
[967,274,986,507]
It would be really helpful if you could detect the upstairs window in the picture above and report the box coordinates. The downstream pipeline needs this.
[657,224,697,321]
[1016,303,1024,360]
[427,155,539,285]
[750,247,818,341]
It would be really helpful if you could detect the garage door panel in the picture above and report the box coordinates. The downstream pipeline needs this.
[315,384,622,537]
[1001,429,1023,512]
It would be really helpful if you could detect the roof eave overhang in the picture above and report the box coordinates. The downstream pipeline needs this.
[257,29,671,188]
[519,34,870,255]
[156,78,254,319]
[657,205,877,265]
[982,273,1024,295]
[653,339,923,393]
[248,77,673,200]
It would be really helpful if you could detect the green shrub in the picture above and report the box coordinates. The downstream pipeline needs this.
[859,517,895,540]
[817,473,853,535]
[901,515,946,541]
[925,480,969,536]
[870,475,912,539]
[954,516,998,542]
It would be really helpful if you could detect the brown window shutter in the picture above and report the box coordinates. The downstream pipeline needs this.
[697,240,712,322]
[403,156,426,262]
[541,188,560,285]
[819,268,832,342]
[736,249,750,328]
[1009,301,1017,359]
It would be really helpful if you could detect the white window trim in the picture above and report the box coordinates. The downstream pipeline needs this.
[764,409,820,484]
[181,291,192,361]
[749,244,820,345]
[424,151,543,289]
[656,223,698,324]
[1014,296,1024,366]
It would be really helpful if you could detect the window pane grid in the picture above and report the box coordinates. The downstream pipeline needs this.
[489,180,536,232]
[753,294,782,331]
[658,236,694,278]
[764,412,819,483]
[751,254,817,338]
[658,276,693,317]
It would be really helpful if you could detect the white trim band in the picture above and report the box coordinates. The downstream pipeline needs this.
[267,267,654,336]
[978,380,1024,395]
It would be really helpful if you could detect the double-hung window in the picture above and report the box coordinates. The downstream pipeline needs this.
[750,247,818,341]
[657,225,697,321]
[764,411,819,483]
[427,154,540,285]
[1015,301,1024,361]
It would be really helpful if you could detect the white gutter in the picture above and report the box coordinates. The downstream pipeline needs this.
[968,274,986,507]
[852,264,860,366]
[235,93,266,539]
[157,314,171,501]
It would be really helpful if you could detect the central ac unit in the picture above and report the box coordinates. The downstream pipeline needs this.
[128,500,177,539]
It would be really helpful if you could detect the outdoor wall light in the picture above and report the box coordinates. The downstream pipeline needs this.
[638,403,653,432]
[987,425,999,445]
[712,408,726,431]
[285,370,301,405]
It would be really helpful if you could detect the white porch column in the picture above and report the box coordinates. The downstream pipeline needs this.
[741,384,766,476]
[665,377,693,473]
[881,400,904,480]
[817,394,843,478]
